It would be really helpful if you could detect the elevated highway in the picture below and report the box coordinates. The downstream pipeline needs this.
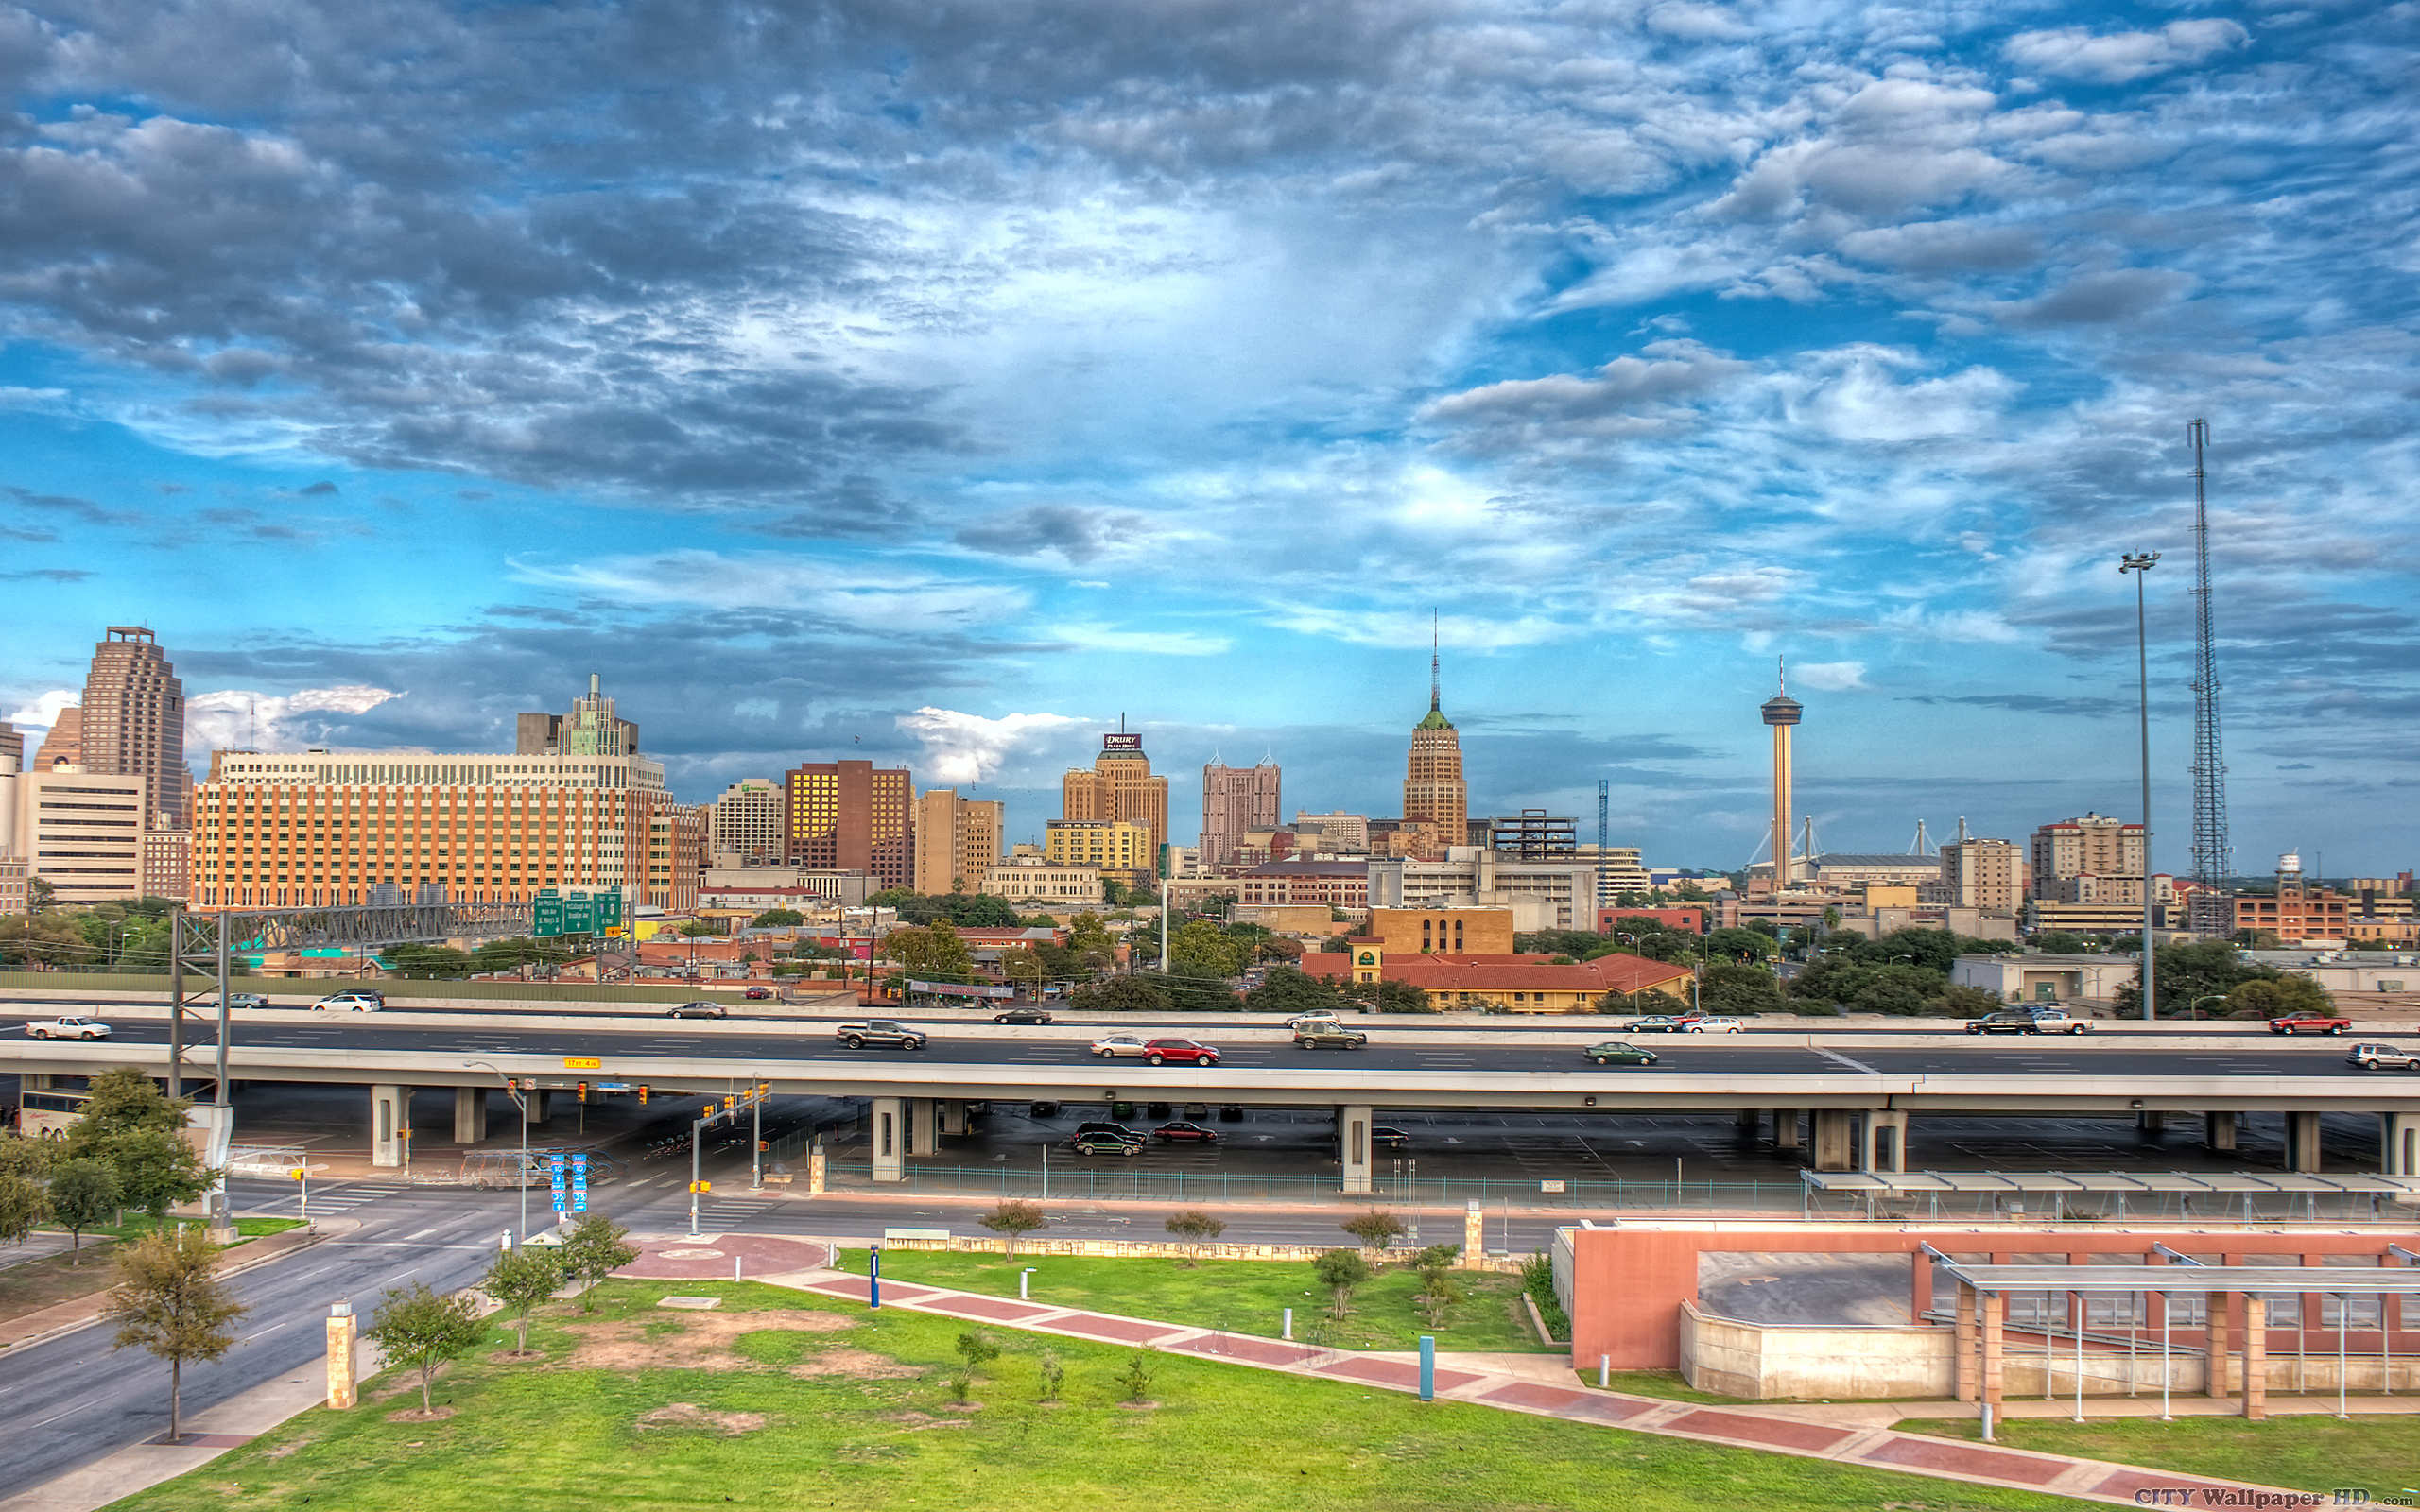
[6,1011,2417,1188]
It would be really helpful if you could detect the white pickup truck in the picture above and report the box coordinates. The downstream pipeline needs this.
[835,1020,927,1051]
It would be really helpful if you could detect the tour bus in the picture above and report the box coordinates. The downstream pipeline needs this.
[15,1087,92,1138]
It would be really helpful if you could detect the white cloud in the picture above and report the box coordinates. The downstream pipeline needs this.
[1789,660,1868,692]
[184,685,401,751]
[507,550,1028,630]
[1042,622,1233,656]
[2003,21,2250,84]
[895,707,1084,785]
[5,688,78,734]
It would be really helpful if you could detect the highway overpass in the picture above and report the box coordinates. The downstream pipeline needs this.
[7,1012,2419,1189]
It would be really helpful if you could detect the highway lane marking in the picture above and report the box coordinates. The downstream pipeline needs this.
[1814,1047,1877,1074]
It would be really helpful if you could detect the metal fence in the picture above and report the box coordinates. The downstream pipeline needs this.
[819,1160,1813,1209]
[0,968,726,1005]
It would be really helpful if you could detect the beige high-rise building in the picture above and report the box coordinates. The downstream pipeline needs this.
[0,721,20,770]
[16,767,146,905]
[912,788,1004,895]
[1940,835,2020,913]
[77,627,188,827]
[1200,760,1281,866]
[2031,812,2145,902]
[1062,727,1169,857]
[1045,818,1155,880]
[31,707,79,771]
[707,778,783,865]
[1401,628,1466,859]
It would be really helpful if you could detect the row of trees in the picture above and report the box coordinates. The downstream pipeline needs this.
[0,1069,215,1256]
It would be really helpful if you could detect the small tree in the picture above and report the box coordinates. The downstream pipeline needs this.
[1416,1269,1461,1330]
[1340,1211,1407,1255]
[48,1158,120,1262]
[482,1245,562,1352]
[104,1226,247,1444]
[0,1172,47,1246]
[368,1282,488,1414]
[1164,1210,1225,1266]
[101,1126,214,1225]
[955,1328,1001,1377]
[1118,1349,1157,1403]
[1313,1248,1371,1319]
[1412,1242,1461,1274]
[978,1199,1047,1258]
[0,1132,58,1181]
[1037,1348,1064,1402]
[558,1211,637,1312]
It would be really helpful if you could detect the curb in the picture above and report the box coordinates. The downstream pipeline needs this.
[0,1216,361,1360]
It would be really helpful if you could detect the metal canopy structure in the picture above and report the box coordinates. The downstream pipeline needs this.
[1936,1262,2420,1296]
[166,901,537,1102]
[1802,1168,2420,1222]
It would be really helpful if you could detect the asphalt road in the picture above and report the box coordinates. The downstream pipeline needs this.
[0,1178,518,1491]
[0,1010,2383,1079]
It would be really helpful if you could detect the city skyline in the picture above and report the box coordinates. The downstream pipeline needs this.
[4,5,2416,869]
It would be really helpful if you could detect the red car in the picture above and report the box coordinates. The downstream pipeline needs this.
[2269,1012,2352,1036]
[744,986,774,1001]
[1153,1121,1220,1143]
[1141,1038,1220,1066]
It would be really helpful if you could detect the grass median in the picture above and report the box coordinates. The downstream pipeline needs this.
[111,1279,2086,1512]
[1894,1412,2420,1497]
[0,1215,310,1330]
[832,1248,1558,1353]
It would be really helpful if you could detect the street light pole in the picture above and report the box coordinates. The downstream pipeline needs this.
[466,1060,529,1242]
[2121,551,2161,1022]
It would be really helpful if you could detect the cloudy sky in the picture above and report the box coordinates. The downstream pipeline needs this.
[2,0,2414,873]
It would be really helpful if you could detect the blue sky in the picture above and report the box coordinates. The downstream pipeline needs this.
[3,0,2416,874]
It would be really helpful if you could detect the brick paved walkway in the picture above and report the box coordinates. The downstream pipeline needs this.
[785,1273,2308,1510]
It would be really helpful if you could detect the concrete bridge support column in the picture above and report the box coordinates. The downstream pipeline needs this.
[2285,1110,2324,1173]
[1735,1108,1759,1134]
[371,1084,406,1169]
[871,1097,905,1183]
[2379,1112,2420,1177]
[907,1097,938,1157]
[2136,1110,2166,1140]
[1339,1104,1374,1194]
[522,1090,551,1127]
[939,1098,968,1138]
[1810,1109,1857,1172]
[453,1086,483,1146]
[1772,1110,1803,1152]
[2204,1110,2237,1153]
[1860,1109,1909,1174]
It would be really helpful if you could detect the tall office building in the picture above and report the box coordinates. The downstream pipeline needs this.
[1401,621,1466,858]
[912,788,1004,895]
[517,673,640,757]
[76,627,187,826]
[192,744,696,911]
[2031,812,2146,904]
[31,707,79,771]
[706,778,783,865]
[1062,724,1170,856]
[782,759,913,889]
[1940,828,2020,914]
[1200,760,1280,867]
[14,768,146,905]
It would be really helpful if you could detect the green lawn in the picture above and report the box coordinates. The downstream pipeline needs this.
[1895,1412,2420,1497]
[51,1215,307,1245]
[834,1248,1558,1353]
[110,1280,2087,1512]
[1592,1368,1749,1404]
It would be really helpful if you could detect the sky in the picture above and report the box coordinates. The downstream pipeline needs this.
[1,0,2416,875]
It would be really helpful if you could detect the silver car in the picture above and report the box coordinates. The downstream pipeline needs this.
[2346,1042,2420,1071]
[1089,1034,1150,1059]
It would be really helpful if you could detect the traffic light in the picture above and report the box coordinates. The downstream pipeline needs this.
[577,1081,589,1103]
[505,1077,520,1093]
[688,1179,711,1194]
[637,1085,649,1104]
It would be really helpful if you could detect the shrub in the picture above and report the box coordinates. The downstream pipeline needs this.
[1117,1349,1157,1403]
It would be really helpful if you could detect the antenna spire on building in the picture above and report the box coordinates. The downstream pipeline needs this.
[1777,655,1786,695]
[1429,609,1442,713]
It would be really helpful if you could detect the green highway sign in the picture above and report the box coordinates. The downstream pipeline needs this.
[532,888,625,938]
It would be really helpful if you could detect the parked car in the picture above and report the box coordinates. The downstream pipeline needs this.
[1069,1131,1142,1157]
[313,990,383,1012]
[1623,1015,1699,1034]
[2346,1042,2420,1071]
[667,1001,728,1020]
[994,1005,1053,1024]
[1090,1034,1150,1059]
[743,986,774,1001]
[1371,1125,1411,1151]
[836,1020,927,1050]
[2271,1012,2353,1036]
[1584,1040,1658,1067]
[25,1015,111,1040]
[1140,1038,1220,1066]
[1292,1022,1369,1050]
[1965,1006,2089,1036]
[1153,1121,1220,1143]
[1075,1120,1144,1144]
[225,992,268,1011]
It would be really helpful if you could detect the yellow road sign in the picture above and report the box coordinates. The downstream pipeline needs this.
[562,1057,602,1070]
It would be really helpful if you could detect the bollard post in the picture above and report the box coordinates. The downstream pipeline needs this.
[735,1254,743,1282]
[1599,1353,1609,1388]
[1419,1335,1435,1401]
[1021,1267,1034,1300]
[1283,1307,1292,1340]
[869,1245,882,1310]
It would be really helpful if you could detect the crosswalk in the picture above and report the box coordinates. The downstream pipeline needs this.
[695,1198,776,1229]
[290,1180,411,1215]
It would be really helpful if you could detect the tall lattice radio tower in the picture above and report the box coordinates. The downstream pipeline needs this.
[2187,419,2234,936]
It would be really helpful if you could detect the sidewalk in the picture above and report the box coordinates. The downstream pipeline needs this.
[0,1219,354,1356]
[758,1260,2311,1510]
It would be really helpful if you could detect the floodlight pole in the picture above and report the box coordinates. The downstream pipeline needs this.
[2120,551,2160,1021]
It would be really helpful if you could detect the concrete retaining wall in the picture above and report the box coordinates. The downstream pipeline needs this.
[867,1232,1522,1272]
